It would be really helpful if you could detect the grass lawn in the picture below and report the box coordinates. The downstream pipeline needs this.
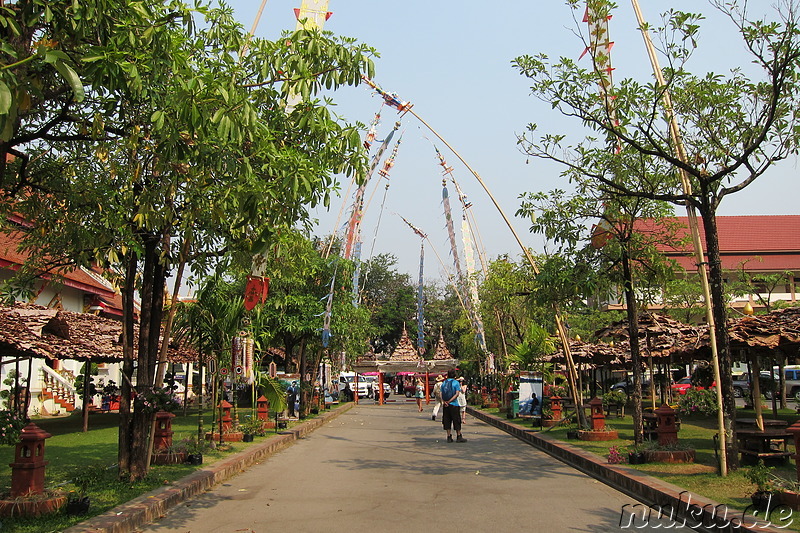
[500,406,800,530]
[0,407,315,533]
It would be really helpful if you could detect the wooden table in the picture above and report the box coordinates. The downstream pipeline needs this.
[736,428,792,463]
[735,418,788,430]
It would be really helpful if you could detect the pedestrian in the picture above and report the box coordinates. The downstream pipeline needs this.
[286,381,298,418]
[431,374,444,421]
[415,378,425,412]
[457,377,468,423]
[440,369,467,443]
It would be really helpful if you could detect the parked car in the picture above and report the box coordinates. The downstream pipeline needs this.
[762,367,798,401]
[732,373,750,398]
[670,377,693,396]
[610,379,651,398]
[669,376,714,396]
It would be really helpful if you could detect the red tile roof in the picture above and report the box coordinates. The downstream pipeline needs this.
[636,216,800,272]
[0,229,118,301]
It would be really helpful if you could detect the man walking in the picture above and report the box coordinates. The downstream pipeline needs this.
[440,369,467,443]
[431,375,444,421]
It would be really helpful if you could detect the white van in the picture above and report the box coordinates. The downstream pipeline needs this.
[338,372,371,399]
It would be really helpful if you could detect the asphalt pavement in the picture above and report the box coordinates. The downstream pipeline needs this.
[132,403,691,533]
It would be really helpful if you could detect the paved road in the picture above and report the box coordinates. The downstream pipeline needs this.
[136,404,687,533]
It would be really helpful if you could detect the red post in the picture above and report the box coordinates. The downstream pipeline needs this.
[550,396,563,421]
[589,397,605,431]
[425,371,430,404]
[257,395,269,420]
[354,374,359,405]
[10,423,51,497]
[655,403,679,446]
[219,400,233,433]
[378,373,385,405]
[153,411,175,452]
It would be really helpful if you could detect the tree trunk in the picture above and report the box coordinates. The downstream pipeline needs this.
[298,337,309,418]
[82,360,91,432]
[126,234,167,481]
[621,249,644,445]
[118,255,137,477]
[700,208,738,470]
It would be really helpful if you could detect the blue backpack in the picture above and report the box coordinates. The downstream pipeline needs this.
[441,379,459,402]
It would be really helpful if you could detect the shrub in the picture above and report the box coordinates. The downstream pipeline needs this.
[0,410,26,445]
[607,446,624,464]
[677,388,718,417]
[603,389,627,405]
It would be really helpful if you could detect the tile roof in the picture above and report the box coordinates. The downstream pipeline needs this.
[0,228,118,301]
[636,215,800,271]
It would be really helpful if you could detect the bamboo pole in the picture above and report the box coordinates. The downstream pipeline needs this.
[629,0,727,476]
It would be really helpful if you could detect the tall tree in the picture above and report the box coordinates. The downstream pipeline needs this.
[514,0,800,469]
[359,253,416,354]
[3,1,375,479]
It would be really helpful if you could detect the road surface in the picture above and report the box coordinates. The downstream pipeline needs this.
[135,403,690,532]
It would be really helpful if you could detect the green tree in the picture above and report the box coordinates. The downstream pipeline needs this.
[3,1,375,480]
[514,0,800,468]
[508,324,555,371]
[359,253,416,354]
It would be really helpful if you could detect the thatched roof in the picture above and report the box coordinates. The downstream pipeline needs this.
[0,302,196,363]
[432,329,453,360]
[728,306,800,356]
[388,325,421,362]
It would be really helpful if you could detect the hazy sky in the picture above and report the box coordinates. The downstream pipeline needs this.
[224,0,799,279]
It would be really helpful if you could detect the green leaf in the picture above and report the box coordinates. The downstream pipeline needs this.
[0,81,11,115]
[52,60,85,102]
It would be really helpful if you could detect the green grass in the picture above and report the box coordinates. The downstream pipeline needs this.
[503,407,800,531]
[0,408,315,533]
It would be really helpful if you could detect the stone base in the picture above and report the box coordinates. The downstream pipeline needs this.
[644,449,695,463]
[0,493,67,518]
[206,431,243,442]
[151,451,188,465]
[778,490,800,510]
[578,429,619,441]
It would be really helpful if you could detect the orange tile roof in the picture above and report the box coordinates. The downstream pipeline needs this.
[0,229,118,301]
[636,215,800,272]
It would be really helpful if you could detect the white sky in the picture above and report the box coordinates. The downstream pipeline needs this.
[224,0,799,279]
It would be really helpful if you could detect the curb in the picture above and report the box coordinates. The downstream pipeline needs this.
[64,403,354,533]
[468,407,785,533]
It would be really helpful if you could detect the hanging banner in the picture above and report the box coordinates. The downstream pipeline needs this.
[244,275,269,311]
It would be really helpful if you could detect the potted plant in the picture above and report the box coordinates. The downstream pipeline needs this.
[745,460,779,512]
[239,417,263,442]
[65,465,105,516]
[178,436,205,465]
[627,445,647,465]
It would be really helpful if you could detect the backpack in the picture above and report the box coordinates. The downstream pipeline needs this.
[441,379,459,402]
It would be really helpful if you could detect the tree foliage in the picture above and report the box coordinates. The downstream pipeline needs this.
[514,0,800,467]
[1,0,376,480]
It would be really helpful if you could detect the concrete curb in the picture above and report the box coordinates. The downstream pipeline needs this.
[468,407,786,533]
[64,403,354,533]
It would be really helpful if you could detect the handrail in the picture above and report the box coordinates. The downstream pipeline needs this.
[40,365,76,394]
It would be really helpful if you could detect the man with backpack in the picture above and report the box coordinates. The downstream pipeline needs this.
[440,369,467,443]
